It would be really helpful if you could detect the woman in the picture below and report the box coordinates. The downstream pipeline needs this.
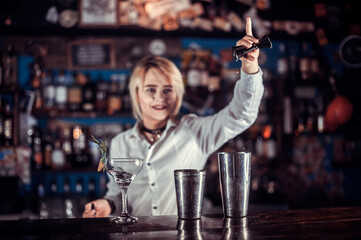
[83,17,264,218]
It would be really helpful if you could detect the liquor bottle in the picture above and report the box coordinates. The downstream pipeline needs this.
[316,96,325,133]
[82,74,95,113]
[309,45,321,82]
[30,62,42,89]
[32,128,43,170]
[187,54,202,88]
[51,140,66,170]
[95,76,109,114]
[3,102,13,147]
[70,125,91,168]
[76,178,83,196]
[42,69,55,110]
[107,75,122,115]
[283,96,293,135]
[199,56,209,87]
[2,44,17,87]
[67,72,82,112]
[263,124,277,161]
[42,130,53,169]
[277,43,289,77]
[296,101,306,135]
[55,70,68,111]
[305,100,315,134]
[61,127,72,161]
[299,42,311,82]
[30,62,44,111]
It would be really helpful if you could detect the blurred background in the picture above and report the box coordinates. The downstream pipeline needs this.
[0,0,360,219]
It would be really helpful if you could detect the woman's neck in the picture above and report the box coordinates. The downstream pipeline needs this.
[142,119,168,130]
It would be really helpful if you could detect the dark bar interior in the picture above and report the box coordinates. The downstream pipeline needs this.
[0,0,361,238]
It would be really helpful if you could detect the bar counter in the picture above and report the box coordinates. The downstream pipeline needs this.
[1,207,361,239]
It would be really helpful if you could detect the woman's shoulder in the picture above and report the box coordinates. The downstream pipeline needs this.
[179,113,198,122]
[111,127,135,142]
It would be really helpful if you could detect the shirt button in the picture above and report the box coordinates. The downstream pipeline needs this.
[153,206,157,210]
[151,183,155,186]
[147,163,151,166]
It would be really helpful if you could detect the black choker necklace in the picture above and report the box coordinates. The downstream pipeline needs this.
[141,124,166,143]
[141,125,166,134]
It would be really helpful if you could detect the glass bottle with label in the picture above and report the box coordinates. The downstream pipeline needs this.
[187,53,202,88]
[82,74,95,113]
[32,128,43,170]
[277,43,289,77]
[31,62,43,111]
[316,96,325,133]
[107,75,122,115]
[62,127,72,161]
[95,76,109,114]
[299,42,311,82]
[3,102,13,147]
[43,130,53,169]
[51,140,66,170]
[68,72,82,112]
[70,125,91,168]
[55,70,68,112]
[2,44,17,87]
[42,69,55,110]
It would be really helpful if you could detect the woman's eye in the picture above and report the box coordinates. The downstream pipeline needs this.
[163,88,172,94]
[146,88,156,93]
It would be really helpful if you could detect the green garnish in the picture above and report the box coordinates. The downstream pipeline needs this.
[89,135,108,172]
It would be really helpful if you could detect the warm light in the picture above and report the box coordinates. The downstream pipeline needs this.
[262,125,272,139]
[73,126,82,139]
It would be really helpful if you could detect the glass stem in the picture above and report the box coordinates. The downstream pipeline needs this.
[120,187,129,215]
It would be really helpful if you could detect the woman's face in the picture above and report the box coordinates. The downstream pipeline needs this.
[137,69,177,128]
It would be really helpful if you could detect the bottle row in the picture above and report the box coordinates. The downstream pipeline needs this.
[28,122,131,171]
[276,42,329,85]
[34,173,106,218]
[29,64,131,116]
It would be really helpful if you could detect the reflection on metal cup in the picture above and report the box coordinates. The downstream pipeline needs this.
[222,217,248,240]
[218,152,251,217]
[177,219,203,240]
[174,169,206,219]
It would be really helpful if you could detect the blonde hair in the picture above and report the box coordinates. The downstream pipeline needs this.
[128,56,185,120]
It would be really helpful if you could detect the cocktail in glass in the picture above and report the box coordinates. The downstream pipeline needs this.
[106,157,144,224]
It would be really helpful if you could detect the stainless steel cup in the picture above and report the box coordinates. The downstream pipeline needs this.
[218,152,251,217]
[174,169,206,219]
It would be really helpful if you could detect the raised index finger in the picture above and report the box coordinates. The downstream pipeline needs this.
[246,17,252,36]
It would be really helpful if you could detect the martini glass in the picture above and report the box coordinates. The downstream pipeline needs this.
[106,157,144,224]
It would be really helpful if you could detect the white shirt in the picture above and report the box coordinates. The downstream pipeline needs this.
[104,68,264,216]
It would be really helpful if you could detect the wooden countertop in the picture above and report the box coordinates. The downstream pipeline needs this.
[1,207,361,239]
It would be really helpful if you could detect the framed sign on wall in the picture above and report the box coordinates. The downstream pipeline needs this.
[68,39,116,69]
